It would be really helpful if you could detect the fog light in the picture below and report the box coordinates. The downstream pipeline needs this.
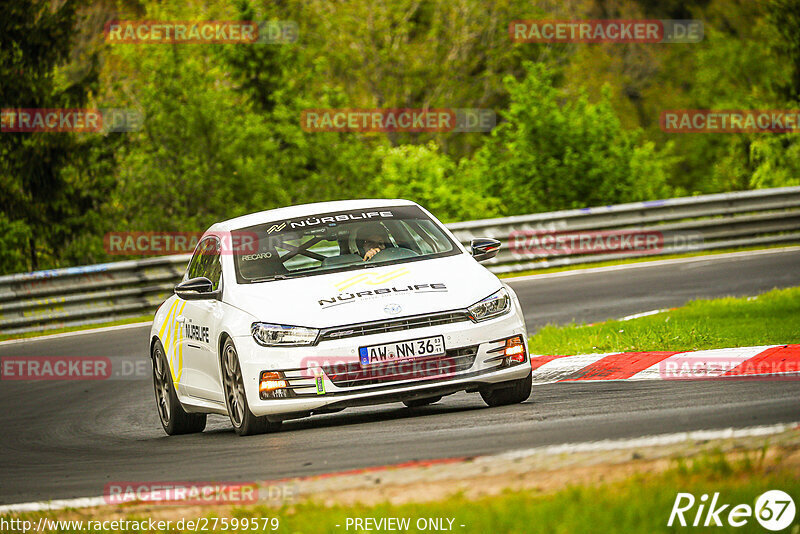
[260,371,290,399]
[503,336,526,364]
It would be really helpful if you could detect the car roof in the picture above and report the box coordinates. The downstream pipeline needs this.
[207,199,420,232]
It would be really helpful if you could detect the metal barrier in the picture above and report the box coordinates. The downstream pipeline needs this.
[2,186,799,334]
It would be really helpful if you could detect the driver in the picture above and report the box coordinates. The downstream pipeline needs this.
[355,223,392,261]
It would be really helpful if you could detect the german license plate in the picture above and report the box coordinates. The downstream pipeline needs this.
[359,335,445,366]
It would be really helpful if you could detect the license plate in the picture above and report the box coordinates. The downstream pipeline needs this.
[359,335,445,366]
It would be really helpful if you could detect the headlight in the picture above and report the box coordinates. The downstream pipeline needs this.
[251,323,319,346]
[467,288,511,322]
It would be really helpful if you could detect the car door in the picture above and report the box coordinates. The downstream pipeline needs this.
[177,237,224,403]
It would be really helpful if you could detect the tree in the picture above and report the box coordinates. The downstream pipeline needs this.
[465,62,674,215]
[371,143,501,222]
[767,0,800,103]
[0,0,114,272]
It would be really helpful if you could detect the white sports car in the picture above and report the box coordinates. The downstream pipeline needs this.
[150,199,531,436]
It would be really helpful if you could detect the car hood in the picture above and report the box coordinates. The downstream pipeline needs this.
[225,254,501,328]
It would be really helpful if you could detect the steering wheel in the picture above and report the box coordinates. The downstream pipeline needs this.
[366,247,420,263]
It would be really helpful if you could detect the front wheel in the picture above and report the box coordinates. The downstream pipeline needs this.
[221,338,282,436]
[152,340,206,435]
[479,373,532,407]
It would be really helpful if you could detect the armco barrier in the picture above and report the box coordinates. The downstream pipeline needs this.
[0,256,189,335]
[1,187,799,334]
[448,186,800,273]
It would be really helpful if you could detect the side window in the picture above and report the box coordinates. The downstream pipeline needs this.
[186,246,204,280]
[186,238,222,290]
[401,220,448,254]
[397,221,434,254]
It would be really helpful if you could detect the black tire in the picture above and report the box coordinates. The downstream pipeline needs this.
[220,338,282,436]
[479,373,532,407]
[403,396,442,408]
[152,340,207,435]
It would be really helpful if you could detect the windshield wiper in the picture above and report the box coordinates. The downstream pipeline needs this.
[248,274,293,282]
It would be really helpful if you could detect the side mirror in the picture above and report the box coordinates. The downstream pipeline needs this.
[175,277,219,300]
[471,238,501,262]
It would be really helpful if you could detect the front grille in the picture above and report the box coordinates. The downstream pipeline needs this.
[317,311,471,343]
[320,345,478,388]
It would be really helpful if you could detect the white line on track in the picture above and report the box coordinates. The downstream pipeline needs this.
[619,308,670,321]
[0,321,152,347]
[0,497,108,514]
[483,422,797,461]
[505,246,800,283]
[1,422,794,514]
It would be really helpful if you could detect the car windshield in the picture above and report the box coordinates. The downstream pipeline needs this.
[232,205,459,283]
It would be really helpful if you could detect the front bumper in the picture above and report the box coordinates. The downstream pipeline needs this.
[233,308,529,417]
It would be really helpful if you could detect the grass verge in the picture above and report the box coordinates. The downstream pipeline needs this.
[0,315,152,342]
[6,448,798,533]
[260,455,798,533]
[498,244,798,278]
[528,286,800,355]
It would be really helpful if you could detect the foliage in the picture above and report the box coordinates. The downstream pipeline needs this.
[466,62,674,214]
[528,286,800,355]
[1,0,800,274]
[0,0,115,272]
[372,143,501,222]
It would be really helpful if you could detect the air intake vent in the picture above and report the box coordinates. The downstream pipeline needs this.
[317,311,471,343]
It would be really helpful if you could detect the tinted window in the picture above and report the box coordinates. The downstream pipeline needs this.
[187,237,222,290]
[233,205,459,283]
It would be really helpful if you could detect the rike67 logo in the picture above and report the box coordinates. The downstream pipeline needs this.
[669,490,796,531]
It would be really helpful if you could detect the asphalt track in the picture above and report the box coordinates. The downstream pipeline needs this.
[0,248,798,505]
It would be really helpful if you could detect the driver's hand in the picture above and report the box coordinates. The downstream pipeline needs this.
[363,247,382,261]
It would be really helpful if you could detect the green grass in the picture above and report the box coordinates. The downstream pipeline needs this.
[528,286,800,355]
[7,451,798,533]
[267,462,799,533]
[498,244,798,278]
[0,315,152,342]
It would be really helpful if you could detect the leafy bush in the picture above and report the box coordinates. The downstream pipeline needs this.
[465,62,674,215]
[373,143,501,222]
